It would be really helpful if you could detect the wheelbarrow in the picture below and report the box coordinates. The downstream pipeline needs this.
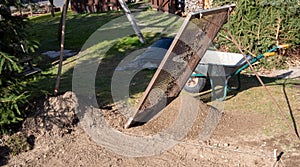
[117,36,289,100]
[184,44,290,100]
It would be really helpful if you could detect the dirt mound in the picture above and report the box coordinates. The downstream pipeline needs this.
[22,92,78,138]
[0,92,79,166]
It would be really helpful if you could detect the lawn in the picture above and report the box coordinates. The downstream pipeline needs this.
[27,9,184,106]
[189,73,300,138]
[29,11,123,52]
[27,8,300,116]
[26,11,123,97]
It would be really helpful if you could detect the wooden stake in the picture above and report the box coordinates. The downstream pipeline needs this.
[118,0,145,44]
[54,0,69,95]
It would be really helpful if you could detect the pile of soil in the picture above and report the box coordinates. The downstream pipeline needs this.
[1,91,299,166]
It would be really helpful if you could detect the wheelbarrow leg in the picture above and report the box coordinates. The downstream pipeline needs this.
[210,78,227,101]
[210,73,242,101]
[208,64,227,101]
[212,72,242,101]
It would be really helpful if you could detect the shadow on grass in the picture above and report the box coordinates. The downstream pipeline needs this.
[25,10,125,99]
[29,11,123,53]
[282,79,300,139]
[193,74,279,102]
[192,74,300,139]
[95,33,161,107]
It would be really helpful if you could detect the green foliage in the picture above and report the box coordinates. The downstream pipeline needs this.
[0,0,37,133]
[214,0,300,59]
[0,78,28,132]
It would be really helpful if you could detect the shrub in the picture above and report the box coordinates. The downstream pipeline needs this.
[0,0,36,133]
[213,0,300,68]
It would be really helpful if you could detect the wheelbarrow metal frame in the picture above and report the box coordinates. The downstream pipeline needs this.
[190,45,283,100]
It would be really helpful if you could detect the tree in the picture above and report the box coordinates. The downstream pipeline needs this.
[0,0,36,133]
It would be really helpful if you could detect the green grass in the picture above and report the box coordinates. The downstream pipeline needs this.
[94,33,161,106]
[25,9,184,107]
[25,8,184,101]
[25,11,126,98]
[224,76,300,112]
[26,11,126,96]
[223,76,300,136]
[29,11,123,52]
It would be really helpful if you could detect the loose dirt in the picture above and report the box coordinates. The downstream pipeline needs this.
[1,90,299,166]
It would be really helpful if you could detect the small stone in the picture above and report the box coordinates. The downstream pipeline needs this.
[223,143,230,147]
[48,111,54,116]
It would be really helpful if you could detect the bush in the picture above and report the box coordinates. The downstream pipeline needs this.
[213,0,300,68]
[0,0,36,133]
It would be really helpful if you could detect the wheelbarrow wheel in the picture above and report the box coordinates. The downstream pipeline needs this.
[184,71,207,93]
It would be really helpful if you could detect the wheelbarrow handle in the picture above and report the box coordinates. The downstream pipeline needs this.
[231,45,287,76]
[278,44,290,49]
[263,52,276,57]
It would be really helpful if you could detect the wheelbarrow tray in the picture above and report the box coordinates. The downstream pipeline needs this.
[196,50,253,77]
[117,37,252,78]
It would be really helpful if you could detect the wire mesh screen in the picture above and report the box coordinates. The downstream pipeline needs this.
[130,5,236,125]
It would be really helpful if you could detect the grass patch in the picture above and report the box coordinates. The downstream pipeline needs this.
[25,11,125,97]
[224,76,300,136]
[28,11,123,52]
[190,73,300,137]
[26,9,184,99]
[95,33,161,106]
